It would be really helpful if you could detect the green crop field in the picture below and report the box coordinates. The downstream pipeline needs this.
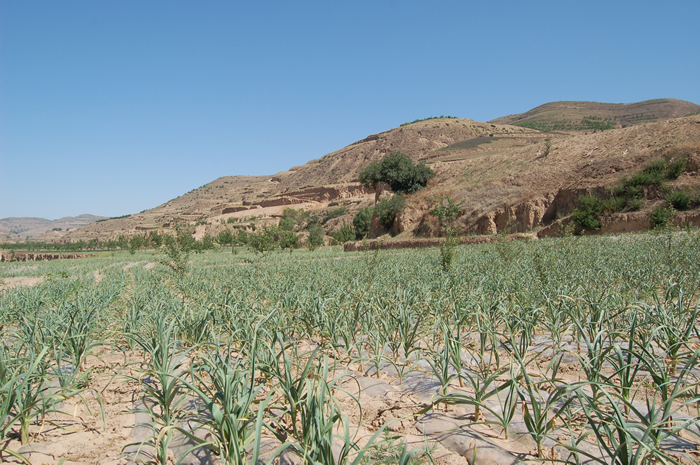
[1,231,700,464]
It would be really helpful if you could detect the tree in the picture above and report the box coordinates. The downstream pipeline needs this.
[359,151,435,194]
[248,226,276,254]
[278,229,299,253]
[149,231,164,247]
[160,226,196,276]
[331,222,356,243]
[306,224,325,251]
[194,234,215,252]
[279,217,296,231]
[375,194,405,229]
[216,229,236,253]
[353,207,373,239]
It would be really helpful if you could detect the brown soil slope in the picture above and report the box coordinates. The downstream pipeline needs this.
[61,104,700,244]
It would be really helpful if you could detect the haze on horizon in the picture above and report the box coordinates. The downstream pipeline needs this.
[1,1,699,220]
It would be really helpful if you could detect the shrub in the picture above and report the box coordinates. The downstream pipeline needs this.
[626,197,645,211]
[572,196,604,230]
[331,223,356,243]
[651,205,675,228]
[248,226,276,254]
[666,190,691,210]
[194,234,215,252]
[622,158,687,189]
[281,208,299,220]
[160,226,197,275]
[359,151,435,194]
[353,208,373,239]
[277,229,299,252]
[279,217,296,231]
[306,224,325,250]
[216,230,236,253]
[665,157,687,180]
[601,196,627,215]
[375,194,405,229]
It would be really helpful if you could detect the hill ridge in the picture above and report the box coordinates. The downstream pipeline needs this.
[50,100,700,244]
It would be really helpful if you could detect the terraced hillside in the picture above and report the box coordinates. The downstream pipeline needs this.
[489,98,700,132]
[55,100,700,245]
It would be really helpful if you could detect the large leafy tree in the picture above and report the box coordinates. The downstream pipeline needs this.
[359,151,435,194]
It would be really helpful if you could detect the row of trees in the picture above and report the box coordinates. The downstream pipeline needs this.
[3,153,437,253]
[216,219,327,254]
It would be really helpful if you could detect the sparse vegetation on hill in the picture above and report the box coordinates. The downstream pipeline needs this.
[572,155,690,231]
[491,99,700,133]
[516,116,617,132]
[400,115,458,126]
[95,214,131,223]
[35,100,700,247]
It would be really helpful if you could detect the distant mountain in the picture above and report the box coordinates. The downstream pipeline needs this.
[0,214,106,242]
[489,98,700,132]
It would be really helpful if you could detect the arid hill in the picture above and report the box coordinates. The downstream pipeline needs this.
[58,100,700,244]
[0,214,105,242]
[489,98,700,132]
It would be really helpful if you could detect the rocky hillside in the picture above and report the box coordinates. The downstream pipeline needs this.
[59,100,700,244]
[490,98,700,133]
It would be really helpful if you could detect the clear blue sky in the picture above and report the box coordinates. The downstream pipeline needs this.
[2,1,699,219]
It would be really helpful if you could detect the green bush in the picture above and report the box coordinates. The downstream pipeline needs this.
[666,190,691,211]
[651,205,675,228]
[572,196,603,230]
[601,196,627,215]
[571,192,645,230]
[331,223,356,243]
[277,229,299,252]
[665,157,687,180]
[621,158,687,189]
[353,208,373,239]
[375,194,406,229]
[306,224,325,250]
[247,226,276,254]
[626,197,645,211]
[359,151,435,194]
[216,230,237,253]
[279,217,296,231]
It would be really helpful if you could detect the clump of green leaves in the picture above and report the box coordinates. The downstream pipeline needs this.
[651,205,675,228]
[359,151,434,194]
[216,229,237,253]
[375,194,405,230]
[666,190,692,211]
[331,222,356,243]
[573,156,689,231]
[306,224,325,251]
[247,226,278,254]
[353,208,373,239]
[621,157,687,190]
[571,196,611,230]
